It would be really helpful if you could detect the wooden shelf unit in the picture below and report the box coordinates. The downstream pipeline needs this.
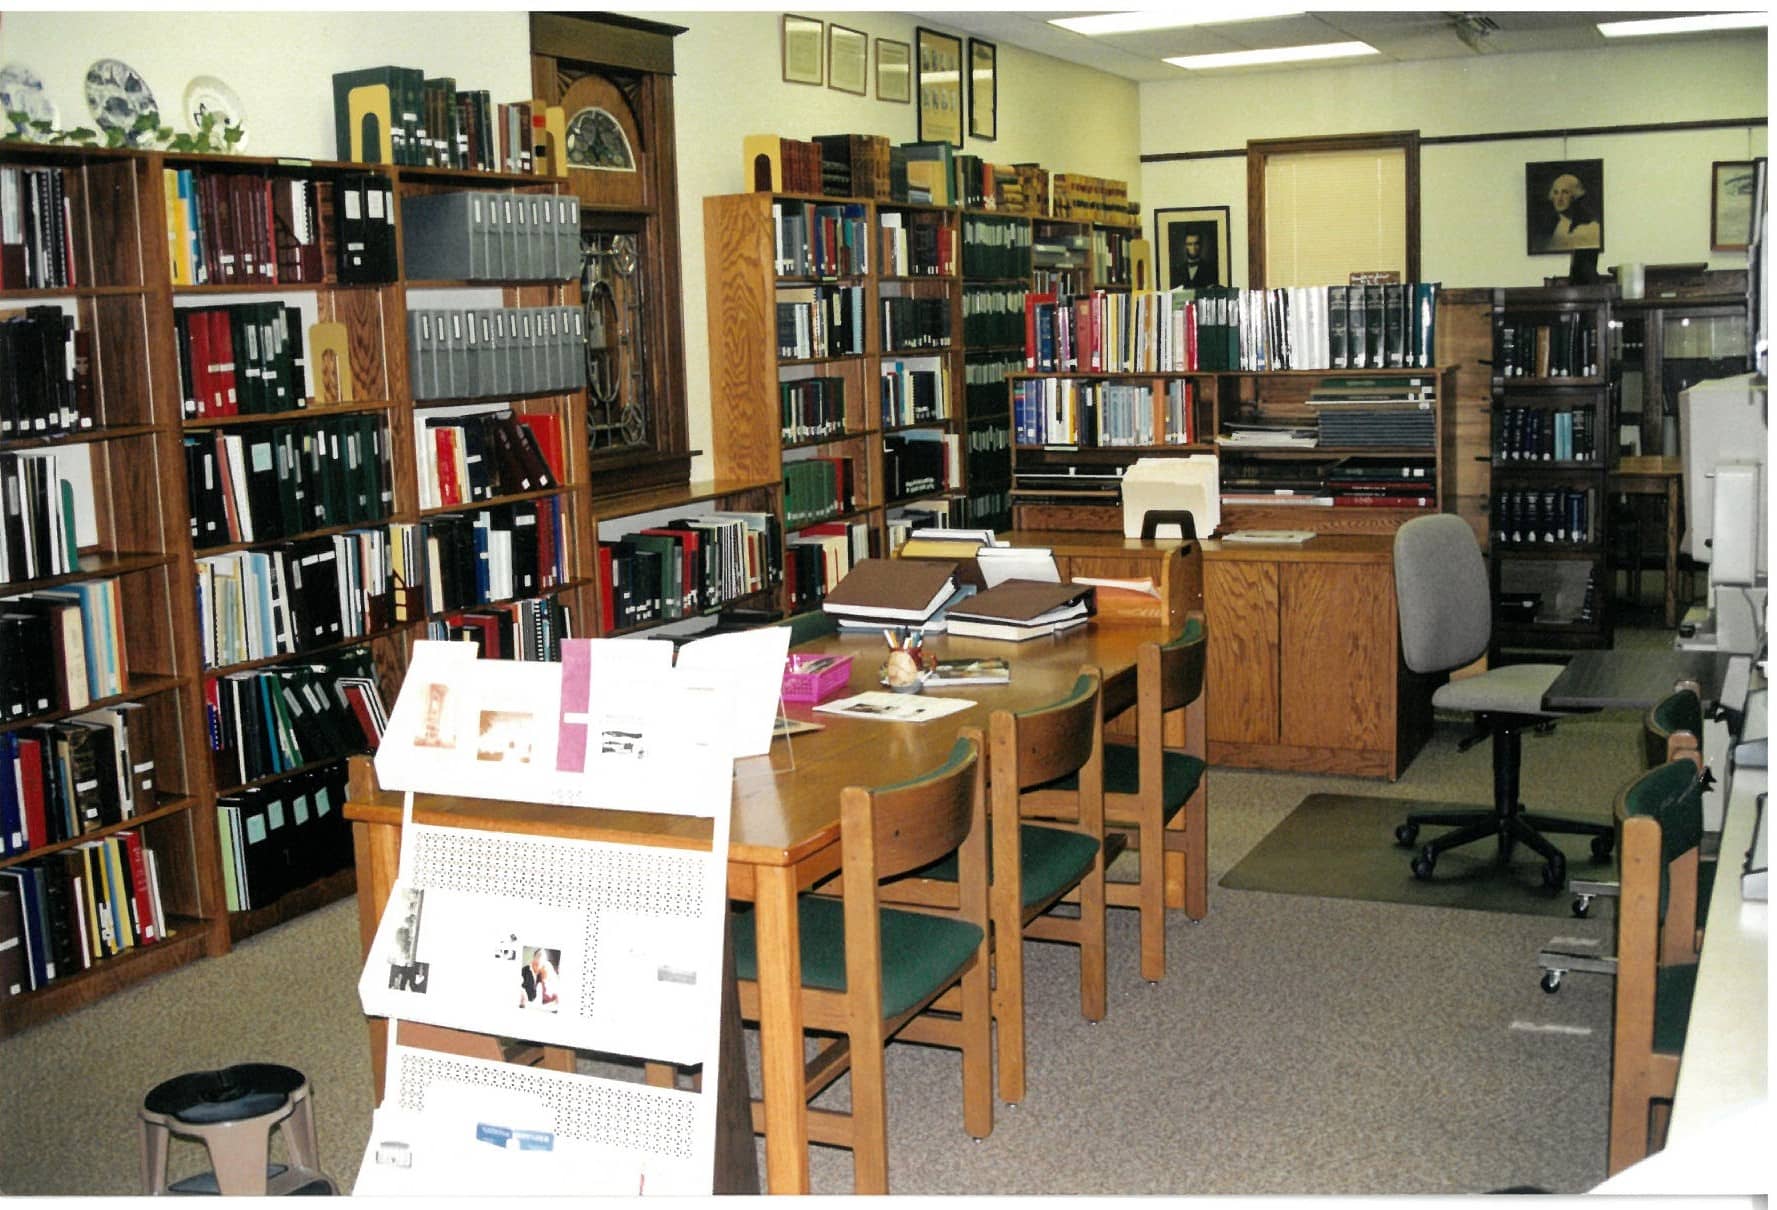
[1009,365,1455,538]
[3,145,227,1035]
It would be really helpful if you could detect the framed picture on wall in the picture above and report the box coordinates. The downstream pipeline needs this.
[1525,159,1604,255]
[915,27,963,148]
[828,24,867,96]
[1711,159,1758,251]
[1154,206,1231,290]
[968,38,997,141]
[876,39,911,103]
[782,14,824,86]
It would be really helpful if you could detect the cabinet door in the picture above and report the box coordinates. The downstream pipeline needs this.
[1279,561,1396,752]
[1205,559,1279,746]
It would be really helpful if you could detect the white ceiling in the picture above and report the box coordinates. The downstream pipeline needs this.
[908,11,1768,80]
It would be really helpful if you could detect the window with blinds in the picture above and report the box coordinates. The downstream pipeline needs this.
[1263,147,1408,286]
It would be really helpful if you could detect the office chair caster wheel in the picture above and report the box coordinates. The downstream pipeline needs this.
[1395,823,1419,847]
[1589,834,1614,862]
[1541,855,1566,890]
[1571,894,1593,918]
[1541,970,1564,993]
[1410,848,1436,880]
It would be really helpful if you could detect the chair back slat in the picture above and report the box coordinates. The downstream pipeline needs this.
[1642,688,1703,769]
[847,736,983,882]
[1006,671,1102,789]
[1153,615,1207,713]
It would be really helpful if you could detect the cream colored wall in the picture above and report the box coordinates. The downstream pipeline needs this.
[656,10,1141,479]
[1140,36,1768,288]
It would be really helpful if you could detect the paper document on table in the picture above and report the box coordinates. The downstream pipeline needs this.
[814,691,975,723]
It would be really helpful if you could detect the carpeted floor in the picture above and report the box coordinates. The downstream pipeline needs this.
[1221,792,1618,916]
[1,642,1669,1196]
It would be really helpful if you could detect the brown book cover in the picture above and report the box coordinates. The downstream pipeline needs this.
[0,876,29,996]
[944,578,1095,625]
[820,557,957,620]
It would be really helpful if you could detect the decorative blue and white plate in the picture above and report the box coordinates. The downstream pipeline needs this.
[0,63,58,136]
[84,58,158,144]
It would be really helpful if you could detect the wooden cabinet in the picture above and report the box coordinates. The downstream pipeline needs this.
[1202,536,1430,779]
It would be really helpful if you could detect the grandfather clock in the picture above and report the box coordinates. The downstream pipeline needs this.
[530,12,692,495]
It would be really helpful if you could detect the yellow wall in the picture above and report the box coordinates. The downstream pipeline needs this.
[659,10,1141,478]
[1139,36,1768,288]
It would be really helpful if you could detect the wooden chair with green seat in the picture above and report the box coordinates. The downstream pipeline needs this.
[1538,686,1711,992]
[980,667,1109,1104]
[729,734,993,1194]
[1027,615,1208,983]
[886,667,1109,1105]
[1607,757,1707,1176]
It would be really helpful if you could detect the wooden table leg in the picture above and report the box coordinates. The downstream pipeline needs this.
[752,864,809,1194]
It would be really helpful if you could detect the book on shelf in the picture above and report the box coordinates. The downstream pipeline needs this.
[0,827,168,994]
[2,579,126,715]
[402,192,581,284]
[414,406,557,510]
[333,171,398,285]
[174,301,309,416]
[215,761,352,913]
[206,650,376,790]
[0,164,77,290]
[0,449,78,584]
[1,305,91,438]
[185,414,390,548]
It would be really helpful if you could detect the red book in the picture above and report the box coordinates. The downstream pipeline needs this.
[596,543,616,632]
[535,500,558,589]
[207,309,238,415]
[433,426,461,507]
[116,830,157,943]
[513,412,564,482]
[16,734,48,851]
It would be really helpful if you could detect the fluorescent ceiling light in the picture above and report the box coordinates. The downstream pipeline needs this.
[1050,8,1302,37]
[1166,41,1378,70]
[1598,12,1767,37]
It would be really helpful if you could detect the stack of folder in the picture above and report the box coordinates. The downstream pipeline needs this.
[819,557,966,631]
[943,579,1095,642]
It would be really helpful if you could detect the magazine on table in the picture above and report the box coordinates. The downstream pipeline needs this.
[813,691,975,723]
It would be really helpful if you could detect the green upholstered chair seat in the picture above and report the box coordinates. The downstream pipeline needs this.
[913,824,1100,911]
[1047,744,1205,823]
[1652,962,1699,1054]
[731,897,984,1019]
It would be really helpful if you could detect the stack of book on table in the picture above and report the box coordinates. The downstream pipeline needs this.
[944,579,1095,642]
[820,557,972,631]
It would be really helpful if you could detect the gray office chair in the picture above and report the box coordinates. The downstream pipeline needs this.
[1391,514,1614,887]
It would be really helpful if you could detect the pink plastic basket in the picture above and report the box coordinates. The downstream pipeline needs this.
[781,653,853,703]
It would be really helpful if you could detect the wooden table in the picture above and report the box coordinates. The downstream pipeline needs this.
[347,616,1178,1194]
[1608,455,1686,627]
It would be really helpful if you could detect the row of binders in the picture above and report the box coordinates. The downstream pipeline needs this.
[785,517,868,612]
[216,761,352,913]
[779,375,847,443]
[416,406,562,511]
[1024,283,1442,375]
[1,828,169,998]
[878,212,955,277]
[427,596,569,662]
[962,285,1027,348]
[400,190,583,283]
[1499,316,1601,379]
[0,579,128,720]
[880,295,951,353]
[597,511,781,632]
[164,168,327,287]
[776,284,867,361]
[185,415,392,549]
[1491,487,1598,547]
[0,449,76,585]
[883,433,956,501]
[960,214,1032,280]
[1496,407,1597,463]
[205,649,379,789]
[196,528,396,669]
[408,305,586,401]
[784,455,855,528]
[408,499,568,619]
[880,358,949,428]
[1,306,88,439]
[1012,377,1198,448]
[175,302,309,417]
[2,702,156,856]
[772,200,871,278]
[0,163,74,290]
